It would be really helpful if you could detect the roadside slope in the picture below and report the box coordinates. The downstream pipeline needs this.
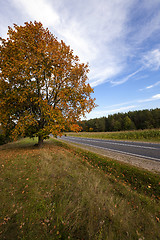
[61,137,160,173]
[0,138,160,240]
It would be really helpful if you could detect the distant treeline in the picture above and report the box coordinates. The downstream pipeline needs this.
[79,108,160,132]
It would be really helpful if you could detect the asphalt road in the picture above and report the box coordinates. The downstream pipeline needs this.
[61,136,160,162]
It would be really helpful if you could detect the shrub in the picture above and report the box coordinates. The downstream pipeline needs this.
[0,134,7,145]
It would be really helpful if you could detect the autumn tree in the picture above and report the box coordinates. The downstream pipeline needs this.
[0,21,95,145]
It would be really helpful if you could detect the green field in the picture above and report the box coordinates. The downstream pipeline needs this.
[0,138,160,239]
[67,129,160,142]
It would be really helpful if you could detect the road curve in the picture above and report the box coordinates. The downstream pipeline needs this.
[61,136,160,162]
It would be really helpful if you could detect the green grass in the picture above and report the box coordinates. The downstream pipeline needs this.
[66,129,160,142]
[0,138,160,239]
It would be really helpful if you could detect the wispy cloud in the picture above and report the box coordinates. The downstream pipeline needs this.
[152,94,160,100]
[85,93,160,119]
[12,0,60,26]
[84,105,136,119]
[106,105,136,114]
[10,0,135,87]
[142,49,160,71]
[111,67,143,86]
[116,47,160,88]
[145,81,160,90]
[135,94,160,103]
[1,0,160,88]
[133,11,160,46]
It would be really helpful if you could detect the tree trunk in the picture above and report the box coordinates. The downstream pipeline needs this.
[38,135,43,146]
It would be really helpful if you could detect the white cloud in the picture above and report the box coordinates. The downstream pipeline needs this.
[12,0,60,26]
[139,79,160,91]
[11,0,135,86]
[0,24,8,39]
[146,86,153,89]
[128,0,160,46]
[146,81,160,89]
[138,93,160,103]
[2,0,160,88]
[86,93,160,119]
[84,105,136,119]
[152,94,160,100]
[105,105,136,114]
[112,47,160,88]
[111,67,143,86]
[89,65,122,87]
[143,49,160,71]
[57,0,134,86]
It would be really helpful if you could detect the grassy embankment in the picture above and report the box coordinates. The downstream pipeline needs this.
[0,137,160,240]
[67,129,160,142]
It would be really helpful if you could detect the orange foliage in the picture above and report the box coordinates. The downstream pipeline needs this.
[0,21,95,143]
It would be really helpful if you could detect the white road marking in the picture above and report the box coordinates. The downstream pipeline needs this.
[66,137,158,150]
[64,137,160,162]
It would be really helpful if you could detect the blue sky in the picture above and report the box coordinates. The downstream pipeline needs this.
[1,0,160,119]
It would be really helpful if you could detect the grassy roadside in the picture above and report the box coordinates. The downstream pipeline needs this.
[0,138,160,240]
[66,129,160,142]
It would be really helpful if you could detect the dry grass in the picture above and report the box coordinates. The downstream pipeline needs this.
[0,138,160,239]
